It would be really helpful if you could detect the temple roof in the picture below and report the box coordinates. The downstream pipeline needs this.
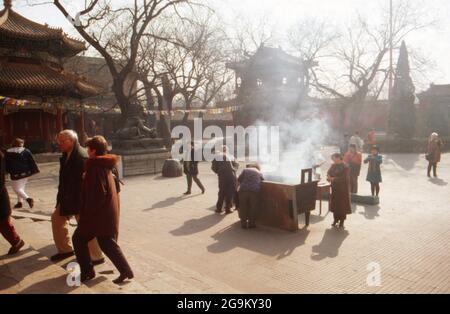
[0,2,86,57]
[0,60,102,99]
[227,45,304,73]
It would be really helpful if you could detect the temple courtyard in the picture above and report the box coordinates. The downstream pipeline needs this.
[0,152,449,294]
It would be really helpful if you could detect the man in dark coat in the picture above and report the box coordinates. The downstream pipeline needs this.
[183,142,205,195]
[0,150,25,255]
[50,130,103,262]
[211,146,239,214]
[327,153,352,229]
[73,136,133,284]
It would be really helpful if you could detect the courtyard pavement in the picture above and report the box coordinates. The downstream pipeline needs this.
[1,152,449,293]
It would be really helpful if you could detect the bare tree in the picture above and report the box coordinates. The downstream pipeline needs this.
[136,11,233,123]
[287,0,437,129]
[27,0,203,123]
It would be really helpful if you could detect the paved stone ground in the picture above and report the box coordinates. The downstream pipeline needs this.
[1,152,449,293]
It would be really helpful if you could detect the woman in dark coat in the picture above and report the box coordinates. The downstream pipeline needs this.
[427,133,443,178]
[0,150,25,255]
[183,142,205,195]
[72,136,133,284]
[327,153,352,229]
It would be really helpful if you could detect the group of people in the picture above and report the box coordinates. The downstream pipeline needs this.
[327,144,383,229]
[182,144,264,229]
[0,128,445,278]
[341,130,383,197]
[51,131,133,284]
[0,130,133,284]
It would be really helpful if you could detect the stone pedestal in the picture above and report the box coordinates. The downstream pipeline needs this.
[111,138,171,177]
[162,159,183,178]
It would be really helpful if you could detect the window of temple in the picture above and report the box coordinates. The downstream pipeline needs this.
[257,79,263,87]
[282,77,288,85]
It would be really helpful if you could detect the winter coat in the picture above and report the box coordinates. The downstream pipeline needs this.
[327,163,352,216]
[364,154,383,183]
[183,148,199,176]
[77,155,120,238]
[56,144,87,216]
[211,153,239,181]
[343,152,362,177]
[427,139,442,164]
[5,147,40,180]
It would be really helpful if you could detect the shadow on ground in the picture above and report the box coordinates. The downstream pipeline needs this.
[428,177,448,186]
[143,194,199,211]
[0,250,56,292]
[170,213,226,236]
[311,228,349,261]
[356,205,381,220]
[18,274,83,294]
[207,222,311,260]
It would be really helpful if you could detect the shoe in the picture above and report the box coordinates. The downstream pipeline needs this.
[80,269,96,283]
[26,198,34,209]
[13,202,22,209]
[331,221,338,228]
[183,191,192,195]
[201,188,206,194]
[92,258,105,266]
[215,209,223,214]
[225,209,233,215]
[50,251,75,262]
[8,239,25,255]
[113,270,134,285]
[339,222,345,229]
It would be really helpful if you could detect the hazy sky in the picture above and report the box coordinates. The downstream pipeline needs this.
[10,0,450,91]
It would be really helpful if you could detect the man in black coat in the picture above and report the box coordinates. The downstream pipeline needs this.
[183,141,205,195]
[0,150,25,255]
[211,146,239,214]
[50,130,103,263]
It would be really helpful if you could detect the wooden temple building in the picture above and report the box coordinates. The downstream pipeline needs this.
[0,0,102,152]
[227,45,309,126]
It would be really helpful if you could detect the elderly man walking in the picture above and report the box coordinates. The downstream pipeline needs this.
[50,130,103,264]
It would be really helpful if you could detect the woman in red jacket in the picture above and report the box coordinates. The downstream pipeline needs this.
[72,136,133,284]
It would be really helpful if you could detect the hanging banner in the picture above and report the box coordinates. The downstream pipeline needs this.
[147,105,242,116]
